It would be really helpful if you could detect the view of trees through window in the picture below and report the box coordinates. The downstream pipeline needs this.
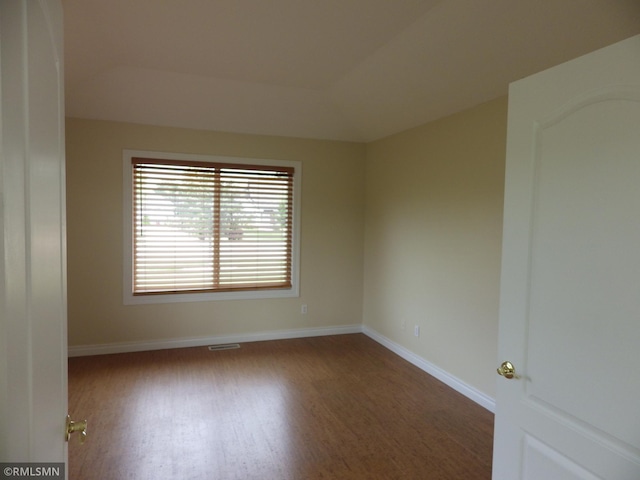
[132,160,293,294]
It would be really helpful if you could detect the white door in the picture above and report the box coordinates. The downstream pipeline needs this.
[0,0,68,470]
[492,35,640,479]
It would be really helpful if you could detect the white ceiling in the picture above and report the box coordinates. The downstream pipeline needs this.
[62,0,640,142]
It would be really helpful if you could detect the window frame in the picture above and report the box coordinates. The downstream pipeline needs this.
[123,150,301,305]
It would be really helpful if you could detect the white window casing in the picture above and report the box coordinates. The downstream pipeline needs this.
[123,150,301,304]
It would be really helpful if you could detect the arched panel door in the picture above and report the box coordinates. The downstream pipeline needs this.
[493,35,640,480]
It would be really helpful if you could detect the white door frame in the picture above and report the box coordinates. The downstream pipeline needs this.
[0,0,68,470]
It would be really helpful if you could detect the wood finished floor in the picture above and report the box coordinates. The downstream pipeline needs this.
[68,334,493,479]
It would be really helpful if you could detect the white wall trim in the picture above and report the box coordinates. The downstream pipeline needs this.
[67,324,363,357]
[68,323,495,413]
[362,326,496,413]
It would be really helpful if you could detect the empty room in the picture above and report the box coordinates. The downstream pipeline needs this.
[2,1,640,479]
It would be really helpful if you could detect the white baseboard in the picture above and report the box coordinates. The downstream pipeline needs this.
[67,324,363,357]
[68,323,495,413]
[362,326,496,413]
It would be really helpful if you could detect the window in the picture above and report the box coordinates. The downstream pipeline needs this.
[123,151,300,304]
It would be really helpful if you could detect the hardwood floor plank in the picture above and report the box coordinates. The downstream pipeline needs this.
[68,334,493,479]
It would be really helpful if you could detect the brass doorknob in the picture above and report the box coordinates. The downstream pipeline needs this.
[497,361,520,379]
[65,415,87,444]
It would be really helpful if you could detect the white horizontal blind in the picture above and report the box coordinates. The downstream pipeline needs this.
[132,158,293,295]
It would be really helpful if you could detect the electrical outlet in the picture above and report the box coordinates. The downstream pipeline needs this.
[401,320,406,330]
[301,304,308,314]
[414,325,420,337]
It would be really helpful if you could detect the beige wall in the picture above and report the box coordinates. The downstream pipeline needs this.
[65,119,366,347]
[362,97,507,398]
[66,97,507,400]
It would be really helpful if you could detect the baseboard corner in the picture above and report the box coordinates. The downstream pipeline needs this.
[362,325,496,413]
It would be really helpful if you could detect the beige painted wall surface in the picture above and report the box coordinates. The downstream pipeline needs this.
[363,97,507,398]
[66,119,366,347]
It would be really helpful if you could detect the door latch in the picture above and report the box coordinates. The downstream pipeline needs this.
[65,415,87,444]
